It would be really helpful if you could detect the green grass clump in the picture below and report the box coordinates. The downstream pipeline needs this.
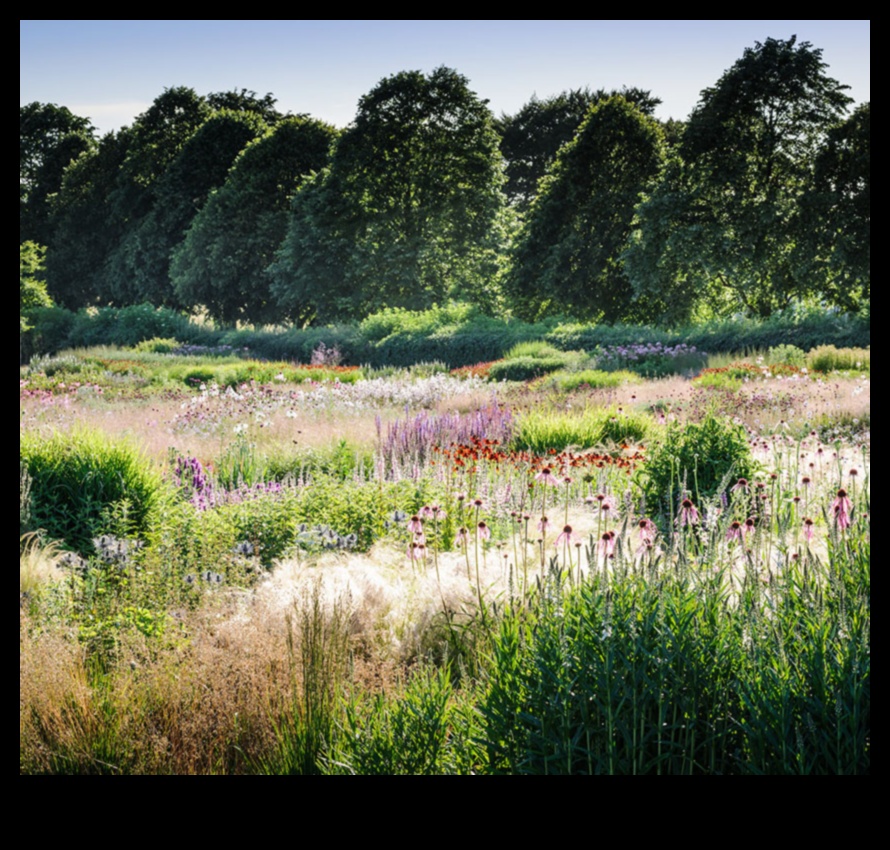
[807,345,870,373]
[693,371,743,392]
[20,429,165,555]
[481,552,869,775]
[131,337,181,354]
[512,407,650,453]
[543,369,640,392]
[640,412,755,516]
[504,340,564,360]
[488,356,569,382]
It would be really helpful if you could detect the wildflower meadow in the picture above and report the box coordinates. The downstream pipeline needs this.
[20,338,869,774]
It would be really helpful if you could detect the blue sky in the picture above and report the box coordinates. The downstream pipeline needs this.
[21,20,870,135]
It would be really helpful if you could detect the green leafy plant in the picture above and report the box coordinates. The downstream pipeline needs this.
[20,429,165,554]
[640,412,756,515]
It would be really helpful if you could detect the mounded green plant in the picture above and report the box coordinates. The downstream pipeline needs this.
[639,411,756,516]
[542,369,640,392]
[512,406,650,453]
[20,429,165,554]
[807,345,870,373]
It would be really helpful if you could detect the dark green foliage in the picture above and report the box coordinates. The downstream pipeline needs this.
[641,412,756,516]
[66,304,214,349]
[271,67,507,323]
[206,88,285,124]
[488,355,575,382]
[629,37,854,318]
[496,87,661,211]
[505,97,665,323]
[797,102,870,309]
[45,128,134,309]
[20,102,96,244]
[20,430,165,555]
[171,117,337,323]
[108,109,268,307]
[482,573,742,774]
[97,88,211,304]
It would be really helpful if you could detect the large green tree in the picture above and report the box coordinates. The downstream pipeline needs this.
[99,88,211,302]
[20,102,96,244]
[271,66,507,323]
[504,96,665,322]
[797,102,870,309]
[45,129,134,309]
[171,116,337,324]
[496,87,660,212]
[629,36,853,318]
[108,109,268,307]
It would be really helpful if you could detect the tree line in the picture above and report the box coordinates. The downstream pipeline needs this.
[20,37,869,329]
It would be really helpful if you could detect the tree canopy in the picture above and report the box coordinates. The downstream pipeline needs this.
[505,96,665,322]
[797,102,870,309]
[497,87,660,211]
[20,102,96,244]
[108,109,269,307]
[629,36,853,318]
[171,116,337,324]
[271,67,507,323]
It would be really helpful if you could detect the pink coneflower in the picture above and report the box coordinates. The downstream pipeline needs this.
[726,520,744,543]
[598,531,616,559]
[637,518,656,546]
[476,521,491,541]
[555,525,574,548]
[408,542,426,563]
[537,516,550,534]
[831,489,852,530]
[535,466,558,486]
[678,498,699,527]
[802,517,815,542]
[407,515,424,534]
[421,505,434,519]
[456,527,469,547]
[731,478,749,493]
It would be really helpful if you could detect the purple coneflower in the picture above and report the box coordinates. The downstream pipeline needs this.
[537,516,550,535]
[831,489,852,530]
[598,531,616,559]
[726,520,743,543]
[637,518,656,545]
[555,525,574,548]
[407,515,424,534]
[476,521,491,541]
[535,466,557,486]
[678,498,699,527]
[802,517,815,542]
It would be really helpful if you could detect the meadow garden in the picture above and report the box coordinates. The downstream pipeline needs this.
[19,313,870,774]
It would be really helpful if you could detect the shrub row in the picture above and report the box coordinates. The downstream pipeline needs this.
[22,302,870,368]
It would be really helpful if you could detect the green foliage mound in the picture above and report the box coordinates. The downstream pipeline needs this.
[641,412,755,516]
[20,430,165,554]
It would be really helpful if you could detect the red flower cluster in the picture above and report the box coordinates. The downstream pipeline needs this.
[434,436,644,476]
